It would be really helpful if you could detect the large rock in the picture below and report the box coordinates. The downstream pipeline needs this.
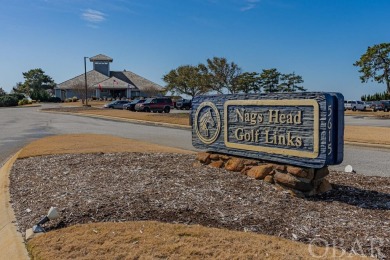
[274,172,314,192]
[243,159,259,166]
[197,152,211,164]
[219,154,231,161]
[225,158,245,172]
[314,167,330,180]
[209,154,220,160]
[317,179,332,193]
[209,160,224,168]
[264,175,274,184]
[246,164,273,180]
[287,166,314,180]
[272,164,286,172]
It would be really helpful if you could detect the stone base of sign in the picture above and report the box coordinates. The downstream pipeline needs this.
[196,152,332,197]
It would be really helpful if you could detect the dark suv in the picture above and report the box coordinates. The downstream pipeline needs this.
[124,99,145,111]
[134,97,173,113]
[176,98,192,110]
[381,100,390,112]
[371,100,390,112]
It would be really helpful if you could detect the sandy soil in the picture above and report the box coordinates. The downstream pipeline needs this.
[8,135,386,259]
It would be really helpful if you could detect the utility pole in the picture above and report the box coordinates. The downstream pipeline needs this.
[84,56,89,106]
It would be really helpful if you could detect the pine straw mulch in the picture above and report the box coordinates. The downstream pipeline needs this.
[10,153,390,259]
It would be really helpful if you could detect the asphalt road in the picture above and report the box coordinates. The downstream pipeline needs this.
[0,104,389,177]
[0,104,193,165]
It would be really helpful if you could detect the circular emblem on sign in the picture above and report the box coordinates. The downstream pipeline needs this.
[194,101,221,144]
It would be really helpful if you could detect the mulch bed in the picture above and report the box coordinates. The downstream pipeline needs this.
[10,153,390,259]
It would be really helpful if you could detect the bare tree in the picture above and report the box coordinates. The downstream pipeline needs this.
[163,65,210,98]
[70,83,95,104]
[141,85,161,97]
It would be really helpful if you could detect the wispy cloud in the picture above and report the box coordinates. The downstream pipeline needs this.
[240,0,260,11]
[81,9,106,23]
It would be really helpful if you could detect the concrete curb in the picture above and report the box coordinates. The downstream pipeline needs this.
[0,151,29,260]
[40,110,192,130]
[0,104,41,110]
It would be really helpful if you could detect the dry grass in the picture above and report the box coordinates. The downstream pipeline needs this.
[345,125,390,145]
[345,110,390,118]
[78,109,190,126]
[18,134,194,159]
[61,100,107,107]
[27,221,363,260]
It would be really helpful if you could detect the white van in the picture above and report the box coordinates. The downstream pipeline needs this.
[344,100,366,111]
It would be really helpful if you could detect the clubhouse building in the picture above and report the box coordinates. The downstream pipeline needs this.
[55,54,162,100]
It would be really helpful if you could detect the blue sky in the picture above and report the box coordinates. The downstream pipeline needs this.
[1,0,389,99]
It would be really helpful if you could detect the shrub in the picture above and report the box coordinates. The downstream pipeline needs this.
[72,96,78,102]
[8,93,25,101]
[18,98,29,106]
[48,97,62,103]
[361,91,390,101]
[30,89,51,102]
[0,95,19,107]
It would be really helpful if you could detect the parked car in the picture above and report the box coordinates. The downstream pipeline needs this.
[123,99,145,111]
[134,97,173,113]
[176,98,192,110]
[369,100,390,112]
[103,100,130,109]
[344,100,366,111]
[370,101,383,112]
[363,101,372,110]
[380,100,390,112]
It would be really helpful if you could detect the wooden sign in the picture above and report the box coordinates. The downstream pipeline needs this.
[192,93,344,168]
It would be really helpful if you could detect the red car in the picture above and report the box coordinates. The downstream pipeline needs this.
[134,97,173,113]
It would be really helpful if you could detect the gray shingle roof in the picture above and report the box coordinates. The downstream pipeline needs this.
[91,76,135,89]
[116,71,162,91]
[55,54,162,92]
[56,70,109,89]
[55,70,162,91]
[89,54,113,62]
